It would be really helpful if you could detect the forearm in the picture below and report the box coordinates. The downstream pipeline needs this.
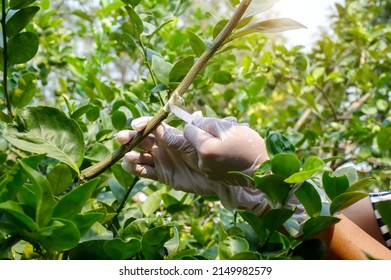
[341,196,387,246]
[318,214,391,260]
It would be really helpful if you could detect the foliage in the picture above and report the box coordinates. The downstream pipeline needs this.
[0,0,390,260]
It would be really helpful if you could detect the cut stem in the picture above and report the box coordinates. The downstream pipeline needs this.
[80,0,252,182]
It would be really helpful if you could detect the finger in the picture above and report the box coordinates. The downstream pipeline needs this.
[124,150,154,166]
[122,158,158,180]
[192,111,203,118]
[192,116,237,138]
[116,130,135,145]
[116,130,155,151]
[131,116,153,132]
[183,123,216,149]
[154,122,194,152]
[223,116,237,123]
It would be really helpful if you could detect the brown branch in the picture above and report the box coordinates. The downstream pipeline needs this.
[294,94,322,130]
[1,0,13,119]
[79,0,253,182]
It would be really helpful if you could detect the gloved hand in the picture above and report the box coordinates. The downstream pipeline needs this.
[183,116,269,186]
[116,115,269,215]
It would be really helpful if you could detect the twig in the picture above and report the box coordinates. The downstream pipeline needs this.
[79,0,253,182]
[341,92,371,119]
[294,94,321,130]
[108,176,140,234]
[314,84,337,121]
[1,0,13,118]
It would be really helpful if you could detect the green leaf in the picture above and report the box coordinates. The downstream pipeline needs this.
[322,171,350,201]
[17,184,37,208]
[19,161,56,227]
[3,106,85,173]
[265,132,295,157]
[85,143,111,162]
[103,238,141,260]
[121,0,141,7]
[152,55,173,85]
[213,19,228,39]
[165,227,180,256]
[254,174,291,205]
[302,156,325,171]
[111,163,134,188]
[237,210,265,242]
[295,181,322,217]
[219,236,249,260]
[79,222,113,243]
[73,211,105,236]
[108,178,125,202]
[285,156,325,183]
[71,104,93,120]
[68,240,108,259]
[141,226,173,259]
[303,216,340,239]
[0,201,38,232]
[141,189,163,216]
[38,218,80,251]
[169,56,194,82]
[94,78,114,102]
[10,0,37,9]
[52,178,99,220]
[48,164,74,195]
[7,32,39,65]
[11,72,37,109]
[271,153,300,179]
[334,166,357,185]
[161,193,180,207]
[187,30,206,57]
[346,177,374,192]
[376,201,391,230]
[111,110,127,130]
[124,6,143,35]
[6,6,40,38]
[122,218,154,240]
[263,208,294,233]
[377,127,391,151]
[212,71,233,85]
[230,251,261,260]
[229,0,240,7]
[330,191,369,215]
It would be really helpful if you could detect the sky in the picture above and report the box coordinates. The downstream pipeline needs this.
[270,0,343,50]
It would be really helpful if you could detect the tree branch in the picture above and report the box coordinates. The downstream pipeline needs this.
[1,0,13,118]
[79,0,253,182]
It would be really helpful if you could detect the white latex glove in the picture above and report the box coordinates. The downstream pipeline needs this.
[183,116,269,186]
[116,116,269,215]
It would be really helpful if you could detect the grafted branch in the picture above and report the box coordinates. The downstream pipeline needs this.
[79,0,253,182]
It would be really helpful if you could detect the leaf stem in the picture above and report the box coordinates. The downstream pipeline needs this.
[79,0,253,182]
[1,0,12,118]
[108,176,140,234]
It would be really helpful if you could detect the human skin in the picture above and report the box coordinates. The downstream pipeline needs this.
[316,197,391,260]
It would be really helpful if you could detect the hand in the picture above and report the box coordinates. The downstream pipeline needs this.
[183,115,269,185]
[116,116,269,215]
